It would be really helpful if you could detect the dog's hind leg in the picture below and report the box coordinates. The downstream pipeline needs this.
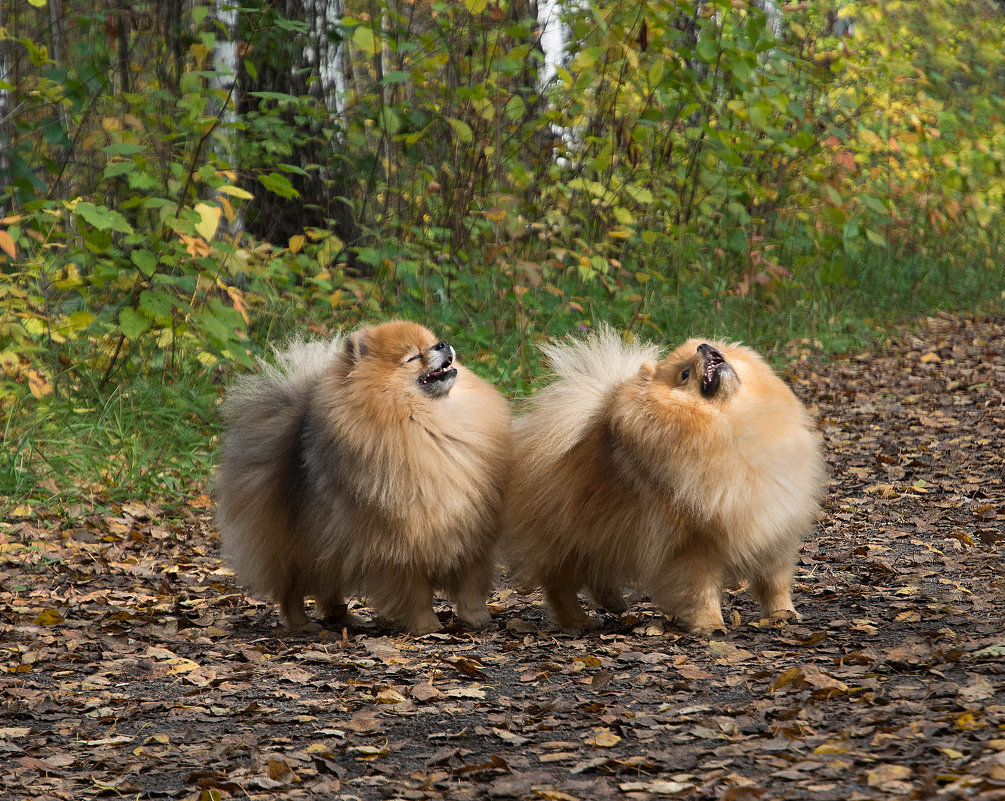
[279,585,320,632]
[652,558,725,635]
[587,583,628,614]
[544,575,601,630]
[368,569,442,635]
[318,591,368,628]
[751,558,798,621]
[445,559,494,629]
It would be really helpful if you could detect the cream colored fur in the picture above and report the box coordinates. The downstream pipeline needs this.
[504,328,825,633]
[215,321,512,634]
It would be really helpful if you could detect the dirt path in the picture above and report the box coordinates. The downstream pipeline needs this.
[2,312,1003,801]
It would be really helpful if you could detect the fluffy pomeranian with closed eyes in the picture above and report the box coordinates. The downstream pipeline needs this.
[503,328,825,634]
[215,321,512,634]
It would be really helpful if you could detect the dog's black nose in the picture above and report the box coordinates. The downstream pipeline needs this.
[433,340,450,351]
[697,343,724,362]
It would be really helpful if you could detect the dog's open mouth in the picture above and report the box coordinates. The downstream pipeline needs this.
[420,365,458,385]
[419,351,458,391]
[699,345,726,397]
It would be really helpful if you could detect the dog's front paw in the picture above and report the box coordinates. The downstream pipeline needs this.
[402,609,444,636]
[686,612,727,636]
[558,614,604,632]
[457,606,493,630]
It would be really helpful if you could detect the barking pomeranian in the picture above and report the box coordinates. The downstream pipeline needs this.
[215,321,512,634]
[504,328,825,634]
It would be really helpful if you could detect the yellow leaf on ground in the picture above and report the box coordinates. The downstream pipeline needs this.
[867,763,912,789]
[770,666,803,691]
[814,741,851,755]
[34,609,64,626]
[585,728,621,748]
[166,657,201,674]
[376,688,407,704]
[956,712,985,731]
[534,791,580,801]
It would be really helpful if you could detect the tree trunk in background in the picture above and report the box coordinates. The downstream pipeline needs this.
[210,0,239,136]
[535,0,566,88]
[304,0,357,264]
[534,0,581,163]
[157,0,186,92]
[832,3,855,37]
[115,7,130,93]
[305,0,347,120]
[754,0,782,40]
[239,0,359,266]
[210,0,243,234]
[0,3,11,215]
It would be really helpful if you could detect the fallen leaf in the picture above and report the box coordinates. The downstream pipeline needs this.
[34,608,64,626]
[492,727,530,746]
[619,779,694,794]
[867,763,913,792]
[376,687,407,704]
[584,728,621,748]
[534,790,580,801]
[411,683,441,702]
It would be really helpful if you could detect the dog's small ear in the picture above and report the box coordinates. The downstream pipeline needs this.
[639,362,656,380]
[345,329,369,362]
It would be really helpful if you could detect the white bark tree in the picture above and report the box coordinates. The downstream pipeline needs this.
[304,0,347,122]
[755,0,782,41]
[210,0,243,234]
[536,0,567,88]
[534,0,581,163]
[210,0,239,130]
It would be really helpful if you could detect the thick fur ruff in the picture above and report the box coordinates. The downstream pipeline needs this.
[504,327,826,633]
[215,321,512,634]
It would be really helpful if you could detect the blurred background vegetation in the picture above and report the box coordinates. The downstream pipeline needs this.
[1,0,1003,513]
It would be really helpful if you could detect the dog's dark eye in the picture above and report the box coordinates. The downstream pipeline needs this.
[681,368,690,382]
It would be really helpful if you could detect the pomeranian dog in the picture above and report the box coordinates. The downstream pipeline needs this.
[504,328,825,634]
[215,321,511,634]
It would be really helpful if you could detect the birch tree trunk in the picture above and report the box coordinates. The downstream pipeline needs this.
[536,0,567,88]
[754,0,782,42]
[535,0,581,162]
[210,0,243,234]
[304,0,347,121]
[832,3,855,37]
[210,0,239,133]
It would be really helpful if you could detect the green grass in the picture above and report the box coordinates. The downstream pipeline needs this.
[1,373,220,519]
[2,246,1003,520]
[389,245,1005,382]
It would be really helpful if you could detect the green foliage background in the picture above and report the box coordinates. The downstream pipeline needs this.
[1,0,1003,512]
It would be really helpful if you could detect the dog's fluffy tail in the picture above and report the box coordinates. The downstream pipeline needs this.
[220,336,346,423]
[542,325,662,386]
[519,326,663,458]
[215,336,345,596]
